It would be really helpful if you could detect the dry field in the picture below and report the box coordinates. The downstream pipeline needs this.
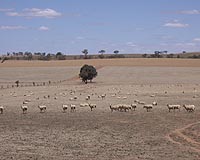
[0,58,200,160]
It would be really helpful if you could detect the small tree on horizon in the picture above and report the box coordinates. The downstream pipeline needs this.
[114,50,119,54]
[98,50,106,59]
[82,49,88,59]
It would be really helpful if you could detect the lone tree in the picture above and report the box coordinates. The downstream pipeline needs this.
[114,50,119,54]
[79,64,97,84]
[98,50,106,59]
[82,49,88,59]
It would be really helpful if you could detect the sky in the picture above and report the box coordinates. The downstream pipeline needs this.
[0,0,200,55]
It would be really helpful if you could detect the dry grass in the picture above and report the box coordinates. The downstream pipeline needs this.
[0,58,200,159]
[1,58,200,67]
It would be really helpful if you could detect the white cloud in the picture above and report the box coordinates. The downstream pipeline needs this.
[0,8,14,12]
[180,10,200,15]
[0,25,26,30]
[76,36,85,40]
[126,42,137,47]
[186,43,196,46]
[175,42,196,46]
[6,8,61,18]
[193,38,200,42]
[163,20,189,28]
[38,26,49,31]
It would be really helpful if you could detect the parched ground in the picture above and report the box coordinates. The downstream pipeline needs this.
[0,59,200,160]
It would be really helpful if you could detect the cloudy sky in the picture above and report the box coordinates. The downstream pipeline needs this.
[0,0,200,54]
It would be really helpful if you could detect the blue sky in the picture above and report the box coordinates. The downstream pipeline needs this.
[0,0,200,54]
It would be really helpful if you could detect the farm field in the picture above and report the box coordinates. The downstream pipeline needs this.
[0,58,200,160]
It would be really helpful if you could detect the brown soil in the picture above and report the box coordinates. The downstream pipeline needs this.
[0,59,200,160]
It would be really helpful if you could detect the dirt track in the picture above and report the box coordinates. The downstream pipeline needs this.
[0,59,200,159]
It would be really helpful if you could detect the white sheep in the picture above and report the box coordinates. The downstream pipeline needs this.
[62,104,68,112]
[109,104,120,112]
[167,104,174,112]
[21,105,28,114]
[70,104,76,112]
[119,104,131,112]
[138,101,145,105]
[183,104,195,112]
[85,95,90,100]
[0,106,4,114]
[80,103,89,107]
[100,94,106,99]
[143,104,153,112]
[38,105,46,113]
[131,104,137,111]
[89,103,96,111]
[152,101,158,106]
[134,99,139,103]
[23,101,28,104]
[167,104,181,112]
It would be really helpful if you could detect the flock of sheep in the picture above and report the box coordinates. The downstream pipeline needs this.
[0,92,196,114]
[0,84,197,115]
[109,102,195,113]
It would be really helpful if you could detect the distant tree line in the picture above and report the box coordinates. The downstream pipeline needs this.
[0,50,200,62]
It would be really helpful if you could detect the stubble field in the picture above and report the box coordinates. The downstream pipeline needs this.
[0,58,200,160]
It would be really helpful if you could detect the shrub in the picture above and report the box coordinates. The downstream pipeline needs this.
[79,64,97,84]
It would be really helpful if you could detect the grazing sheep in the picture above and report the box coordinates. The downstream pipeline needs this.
[134,99,139,103]
[173,105,181,112]
[131,104,137,111]
[85,95,90,100]
[21,105,28,114]
[152,101,158,106]
[70,104,76,112]
[119,104,131,112]
[69,97,74,101]
[167,104,181,112]
[183,104,195,112]
[0,106,4,114]
[143,104,153,112]
[62,105,68,112]
[38,105,46,113]
[167,104,174,112]
[89,103,96,111]
[109,104,120,112]
[23,101,28,104]
[80,103,89,107]
[101,94,106,99]
[138,101,145,105]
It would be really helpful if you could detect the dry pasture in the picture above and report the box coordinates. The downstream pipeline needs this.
[0,58,200,160]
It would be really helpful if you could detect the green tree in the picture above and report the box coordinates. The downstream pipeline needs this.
[82,49,88,59]
[98,50,106,59]
[98,50,106,54]
[79,64,97,84]
[56,52,65,60]
[114,50,119,54]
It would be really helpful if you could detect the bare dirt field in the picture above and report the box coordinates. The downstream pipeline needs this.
[0,59,200,160]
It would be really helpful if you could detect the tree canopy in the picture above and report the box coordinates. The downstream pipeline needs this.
[79,64,97,84]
